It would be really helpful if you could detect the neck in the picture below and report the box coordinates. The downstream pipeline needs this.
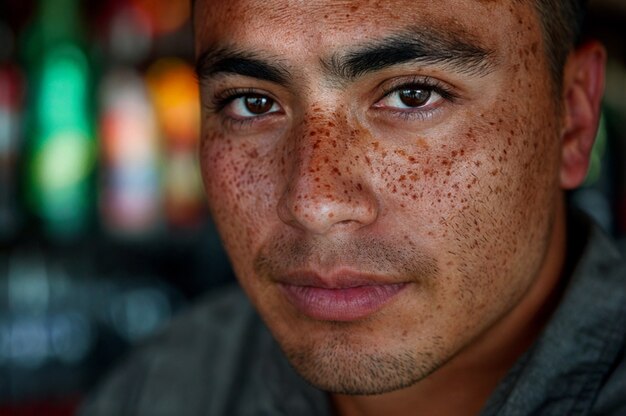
[331,197,569,416]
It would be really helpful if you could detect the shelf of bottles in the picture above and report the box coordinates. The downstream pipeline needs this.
[0,0,232,412]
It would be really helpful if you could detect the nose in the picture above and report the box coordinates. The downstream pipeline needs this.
[277,113,379,235]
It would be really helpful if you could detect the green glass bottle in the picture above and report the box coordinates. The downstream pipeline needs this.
[23,0,95,240]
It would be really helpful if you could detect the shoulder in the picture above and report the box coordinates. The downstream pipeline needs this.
[587,229,626,415]
[80,285,266,415]
[560,222,626,414]
[592,348,626,416]
[483,218,626,415]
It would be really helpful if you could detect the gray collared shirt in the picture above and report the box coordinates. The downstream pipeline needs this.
[82,220,626,416]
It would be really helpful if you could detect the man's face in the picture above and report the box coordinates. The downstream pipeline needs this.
[195,0,564,394]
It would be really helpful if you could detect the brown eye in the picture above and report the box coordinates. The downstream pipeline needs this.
[244,94,275,114]
[398,89,431,107]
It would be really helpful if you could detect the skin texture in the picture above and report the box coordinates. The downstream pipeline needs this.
[194,1,605,415]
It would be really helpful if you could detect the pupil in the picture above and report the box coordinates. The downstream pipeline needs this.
[245,95,273,114]
[399,89,430,107]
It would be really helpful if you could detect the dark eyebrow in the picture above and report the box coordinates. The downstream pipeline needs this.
[195,47,292,85]
[323,28,497,81]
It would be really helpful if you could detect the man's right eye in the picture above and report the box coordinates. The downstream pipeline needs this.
[225,94,281,119]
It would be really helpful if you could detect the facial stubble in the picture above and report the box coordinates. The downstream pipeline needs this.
[252,235,445,395]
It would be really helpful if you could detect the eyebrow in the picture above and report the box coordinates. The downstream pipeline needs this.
[325,28,497,81]
[195,27,496,86]
[195,48,292,85]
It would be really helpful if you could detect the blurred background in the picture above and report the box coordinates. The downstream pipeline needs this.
[0,0,625,414]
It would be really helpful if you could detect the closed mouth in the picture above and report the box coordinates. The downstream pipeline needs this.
[278,275,408,322]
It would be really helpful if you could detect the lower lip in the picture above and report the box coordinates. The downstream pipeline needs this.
[279,283,408,322]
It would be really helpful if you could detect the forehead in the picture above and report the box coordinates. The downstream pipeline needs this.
[194,0,541,59]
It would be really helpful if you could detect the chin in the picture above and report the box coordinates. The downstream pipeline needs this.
[281,335,445,395]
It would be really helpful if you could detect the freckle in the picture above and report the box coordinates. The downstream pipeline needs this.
[310,131,316,136]
[328,212,334,218]
[415,138,429,150]
[451,150,458,157]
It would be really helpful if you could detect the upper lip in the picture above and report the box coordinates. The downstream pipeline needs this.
[276,268,402,289]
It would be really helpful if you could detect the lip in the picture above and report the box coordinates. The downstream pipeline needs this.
[278,271,408,322]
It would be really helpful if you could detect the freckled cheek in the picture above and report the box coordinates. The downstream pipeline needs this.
[368,141,480,213]
[200,142,278,253]
[372,129,532,239]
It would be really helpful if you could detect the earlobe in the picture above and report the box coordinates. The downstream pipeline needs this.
[559,41,607,190]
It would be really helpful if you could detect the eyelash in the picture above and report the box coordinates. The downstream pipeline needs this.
[376,76,458,120]
[208,87,279,129]
[211,87,257,110]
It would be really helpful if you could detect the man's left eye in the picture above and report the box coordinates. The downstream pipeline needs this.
[376,87,443,110]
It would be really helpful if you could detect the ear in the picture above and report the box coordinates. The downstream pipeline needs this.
[559,41,607,190]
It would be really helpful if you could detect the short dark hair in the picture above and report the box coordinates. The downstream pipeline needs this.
[534,0,589,86]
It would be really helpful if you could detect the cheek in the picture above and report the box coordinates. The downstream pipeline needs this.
[367,100,559,298]
[200,131,279,255]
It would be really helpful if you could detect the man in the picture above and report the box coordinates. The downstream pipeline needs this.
[83,0,626,415]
